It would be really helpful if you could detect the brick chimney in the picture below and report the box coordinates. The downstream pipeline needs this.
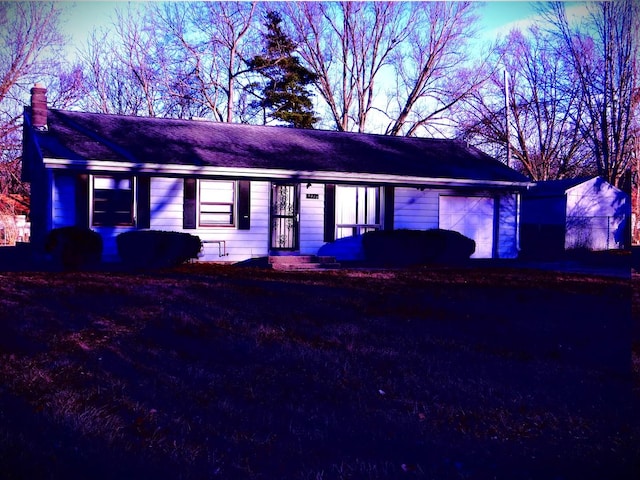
[30,82,47,130]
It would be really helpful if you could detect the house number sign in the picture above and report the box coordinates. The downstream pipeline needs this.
[306,193,319,199]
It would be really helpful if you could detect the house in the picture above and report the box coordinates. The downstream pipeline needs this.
[520,176,629,256]
[22,84,531,263]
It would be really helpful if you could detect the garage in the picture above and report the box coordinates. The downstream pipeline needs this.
[439,196,495,258]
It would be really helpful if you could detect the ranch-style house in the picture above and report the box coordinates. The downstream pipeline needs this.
[22,84,532,263]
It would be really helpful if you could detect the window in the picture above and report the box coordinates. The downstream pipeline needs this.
[92,176,134,226]
[199,180,235,227]
[335,185,380,239]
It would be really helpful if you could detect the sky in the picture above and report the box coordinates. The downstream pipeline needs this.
[58,1,570,49]
[477,0,541,35]
[53,0,591,134]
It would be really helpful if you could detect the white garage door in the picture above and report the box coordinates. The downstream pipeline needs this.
[439,196,495,258]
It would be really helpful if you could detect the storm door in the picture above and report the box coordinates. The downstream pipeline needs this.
[270,183,299,251]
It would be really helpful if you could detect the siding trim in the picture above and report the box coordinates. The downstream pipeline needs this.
[492,195,500,258]
[384,185,394,230]
[75,174,89,228]
[324,184,335,242]
[238,180,251,230]
[137,175,151,229]
[183,178,197,229]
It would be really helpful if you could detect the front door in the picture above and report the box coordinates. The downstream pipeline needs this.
[270,183,299,251]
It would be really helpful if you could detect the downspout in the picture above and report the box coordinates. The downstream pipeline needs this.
[46,170,54,234]
[492,195,500,259]
[515,192,521,255]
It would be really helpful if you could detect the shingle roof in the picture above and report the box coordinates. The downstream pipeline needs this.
[526,177,595,197]
[31,109,529,185]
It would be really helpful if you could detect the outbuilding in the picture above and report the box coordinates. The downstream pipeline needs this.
[21,85,531,263]
[520,176,629,256]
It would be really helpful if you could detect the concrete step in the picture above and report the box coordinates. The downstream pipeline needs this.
[268,255,318,264]
[268,255,337,264]
[268,255,340,270]
[271,262,341,271]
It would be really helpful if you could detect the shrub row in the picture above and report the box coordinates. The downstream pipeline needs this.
[44,226,103,271]
[44,227,201,270]
[361,228,476,266]
[44,226,472,270]
[116,230,202,269]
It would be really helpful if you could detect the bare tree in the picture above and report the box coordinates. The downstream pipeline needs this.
[147,1,258,122]
[48,64,87,110]
[386,1,487,137]
[143,2,204,119]
[544,0,639,186]
[113,5,162,117]
[200,1,258,123]
[78,5,165,117]
[283,2,484,136]
[79,28,150,116]
[459,27,590,180]
[283,1,412,132]
[0,2,68,195]
[73,1,484,135]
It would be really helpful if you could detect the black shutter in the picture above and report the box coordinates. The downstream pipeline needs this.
[75,174,89,228]
[384,185,394,231]
[137,176,151,229]
[324,184,336,242]
[237,180,251,230]
[183,178,197,229]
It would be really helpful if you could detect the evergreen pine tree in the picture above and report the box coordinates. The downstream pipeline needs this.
[249,11,318,128]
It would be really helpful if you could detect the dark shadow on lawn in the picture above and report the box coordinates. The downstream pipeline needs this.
[0,391,176,480]
[0,262,637,479]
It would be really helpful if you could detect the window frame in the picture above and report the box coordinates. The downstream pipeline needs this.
[335,185,381,239]
[198,179,236,228]
[90,174,135,227]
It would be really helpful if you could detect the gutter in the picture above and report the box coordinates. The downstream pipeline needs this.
[42,157,535,190]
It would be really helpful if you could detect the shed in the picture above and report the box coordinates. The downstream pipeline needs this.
[521,176,629,256]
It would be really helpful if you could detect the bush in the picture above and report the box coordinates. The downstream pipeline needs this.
[317,234,365,262]
[117,230,202,269]
[44,226,103,271]
[361,229,475,266]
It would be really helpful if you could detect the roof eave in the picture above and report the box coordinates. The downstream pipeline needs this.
[42,157,534,189]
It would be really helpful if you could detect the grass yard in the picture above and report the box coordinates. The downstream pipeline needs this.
[0,264,638,479]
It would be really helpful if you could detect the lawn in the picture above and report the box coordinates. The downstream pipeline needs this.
[0,264,638,479]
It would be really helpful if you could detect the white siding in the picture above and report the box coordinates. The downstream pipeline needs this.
[393,187,439,230]
[88,177,271,262]
[50,173,134,262]
[392,187,520,259]
[150,177,185,231]
[299,183,325,254]
[496,193,519,258]
[50,173,524,262]
[439,196,495,258]
[51,173,76,228]
[188,180,271,262]
[565,177,628,250]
